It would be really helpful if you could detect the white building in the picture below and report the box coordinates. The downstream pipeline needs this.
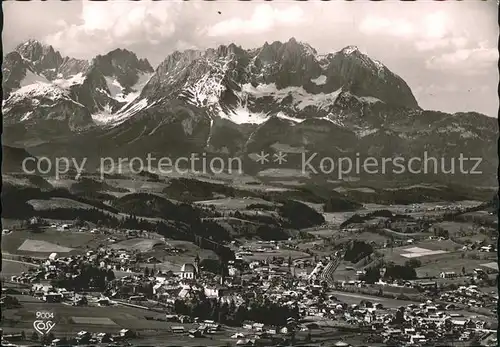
[179,263,197,280]
[204,285,226,298]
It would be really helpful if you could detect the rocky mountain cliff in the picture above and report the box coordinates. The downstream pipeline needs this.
[2,38,496,187]
[118,39,418,126]
[2,40,154,137]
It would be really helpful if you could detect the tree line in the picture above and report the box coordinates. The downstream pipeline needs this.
[173,294,300,327]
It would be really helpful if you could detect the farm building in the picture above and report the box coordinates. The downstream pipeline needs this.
[119,329,135,338]
[440,271,458,279]
[44,292,63,303]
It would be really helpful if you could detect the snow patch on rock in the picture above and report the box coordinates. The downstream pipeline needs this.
[241,83,342,111]
[104,76,127,102]
[9,83,69,101]
[219,107,269,125]
[92,98,150,126]
[52,73,85,89]
[276,112,305,124]
[311,75,327,85]
[20,69,50,87]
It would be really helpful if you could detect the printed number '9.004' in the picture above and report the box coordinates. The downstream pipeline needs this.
[36,311,54,319]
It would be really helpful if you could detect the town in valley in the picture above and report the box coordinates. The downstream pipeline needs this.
[2,1,498,346]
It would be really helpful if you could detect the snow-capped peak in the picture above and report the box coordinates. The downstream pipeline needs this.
[341,46,360,55]
[16,39,45,51]
[10,83,68,99]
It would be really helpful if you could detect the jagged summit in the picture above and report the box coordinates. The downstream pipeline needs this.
[15,39,63,77]
[95,48,154,73]
[115,38,420,126]
[15,39,48,51]
[15,39,61,61]
[340,45,360,55]
[1,38,496,188]
[4,38,420,121]
[3,40,155,126]
[257,38,317,57]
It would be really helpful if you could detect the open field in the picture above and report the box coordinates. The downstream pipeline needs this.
[416,257,497,278]
[269,180,305,186]
[235,243,311,262]
[381,248,460,266]
[329,290,417,308]
[481,262,499,271]
[2,229,111,256]
[1,300,182,333]
[18,239,74,253]
[45,178,77,188]
[71,316,118,326]
[323,212,357,226]
[270,142,308,154]
[374,237,499,278]
[238,251,303,261]
[257,168,310,178]
[384,239,463,256]
[434,220,495,242]
[349,231,392,244]
[400,247,448,258]
[314,230,392,245]
[27,197,98,211]
[334,186,377,194]
[232,183,291,192]
[1,259,37,278]
[3,175,53,188]
[110,238,165,252]
[435,221,476,235]
[166,240,218,254]
[361,200,483,215]
[103,178,168,193]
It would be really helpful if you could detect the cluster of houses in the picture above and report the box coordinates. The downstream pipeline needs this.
[50,329,135,346]
[11,250,139,285]
[5,228,498,347]
[310,296,496,345]
[149,257,496,345]
[439,285,498,311]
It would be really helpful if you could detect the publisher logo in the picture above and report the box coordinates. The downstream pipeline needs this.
[33,311,56,335]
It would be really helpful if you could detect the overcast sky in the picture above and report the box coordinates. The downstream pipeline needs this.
[3,0,498,117]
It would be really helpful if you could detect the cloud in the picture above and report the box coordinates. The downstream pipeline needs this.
[415,36,468,52]
[360,12,452,39]
[360,11,472,54]
[421,11,449,39]
[414,83,459,97]
[45,1,188,58]
[414,12,469,52]
[426,43,498,75]
[359,16,414,37]
[207,4,306,37]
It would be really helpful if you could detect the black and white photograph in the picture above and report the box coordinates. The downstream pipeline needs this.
[1,1,498,346]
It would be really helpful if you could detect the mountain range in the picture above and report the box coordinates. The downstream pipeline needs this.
[2,38,497,187]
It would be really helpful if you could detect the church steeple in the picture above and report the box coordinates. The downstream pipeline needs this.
[194,254,200,272]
